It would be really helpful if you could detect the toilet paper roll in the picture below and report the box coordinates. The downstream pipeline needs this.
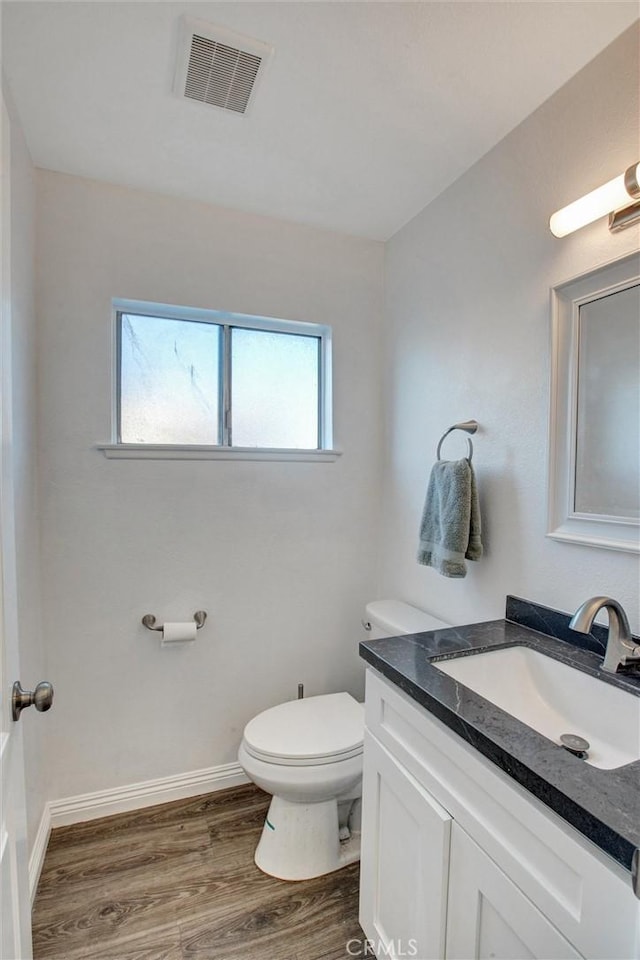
[161,622,197,645]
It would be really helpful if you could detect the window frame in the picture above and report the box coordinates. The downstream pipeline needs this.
[101,298,337,461]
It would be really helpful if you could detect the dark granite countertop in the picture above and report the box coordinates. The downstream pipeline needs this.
[360,608,640,876]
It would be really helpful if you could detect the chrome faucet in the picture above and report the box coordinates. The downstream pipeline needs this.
[569,597,640,674]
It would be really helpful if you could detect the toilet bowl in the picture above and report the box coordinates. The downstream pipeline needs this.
[239,692,363,880]
[239,600,451,881]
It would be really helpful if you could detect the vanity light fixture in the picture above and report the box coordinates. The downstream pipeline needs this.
[549,162,640,237]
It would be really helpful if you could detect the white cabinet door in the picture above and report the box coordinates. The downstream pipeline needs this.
[446,823,583,960]
[359,732,451,960]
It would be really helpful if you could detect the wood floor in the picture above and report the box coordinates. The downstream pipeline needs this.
[32,784,365,960]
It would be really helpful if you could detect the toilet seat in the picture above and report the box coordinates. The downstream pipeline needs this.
[242,692,364,767]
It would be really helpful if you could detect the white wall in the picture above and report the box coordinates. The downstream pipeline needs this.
[36,171,384,801]
[4,84,48,854]
[379,24,640,632]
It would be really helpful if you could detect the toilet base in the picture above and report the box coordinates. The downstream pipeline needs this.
[254,795,361,881]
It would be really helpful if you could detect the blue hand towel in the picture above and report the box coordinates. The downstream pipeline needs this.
[417,458,483,578]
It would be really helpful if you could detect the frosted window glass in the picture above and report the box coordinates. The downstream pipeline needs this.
[120,314,220,443]
[231,328,320,448]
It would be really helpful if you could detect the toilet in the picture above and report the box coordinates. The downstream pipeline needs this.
[238,599,451,880]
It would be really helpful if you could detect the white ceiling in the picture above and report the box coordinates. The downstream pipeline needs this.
[2,2,638,240]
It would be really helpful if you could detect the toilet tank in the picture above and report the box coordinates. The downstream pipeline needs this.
[364,599,450,640]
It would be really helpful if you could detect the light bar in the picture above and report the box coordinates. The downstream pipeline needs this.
[550,162,640,238]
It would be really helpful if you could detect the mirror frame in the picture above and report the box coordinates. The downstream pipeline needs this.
[547,251,640,553]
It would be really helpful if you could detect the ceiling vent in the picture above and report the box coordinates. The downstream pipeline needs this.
[174,18,273,116]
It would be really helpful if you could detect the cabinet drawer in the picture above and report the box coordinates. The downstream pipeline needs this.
[365,668,639,960]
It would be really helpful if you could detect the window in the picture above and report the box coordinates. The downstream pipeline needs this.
[109,299,334,459]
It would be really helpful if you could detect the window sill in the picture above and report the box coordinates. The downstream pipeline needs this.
[96,444,342,462]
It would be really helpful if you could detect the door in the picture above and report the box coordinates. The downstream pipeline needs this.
[359,731,451,960]
[446,823,582,960]
[1,93,33,960]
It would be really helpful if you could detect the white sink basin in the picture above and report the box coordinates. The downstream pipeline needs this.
[435,645,640,769]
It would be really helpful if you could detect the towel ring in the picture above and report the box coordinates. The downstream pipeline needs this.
[436,420,478,462]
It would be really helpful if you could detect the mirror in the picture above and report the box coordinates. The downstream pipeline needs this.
[548,252,640,553]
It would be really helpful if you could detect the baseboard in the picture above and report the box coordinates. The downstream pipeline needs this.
[49,761,249,828]
[29,804,52,905]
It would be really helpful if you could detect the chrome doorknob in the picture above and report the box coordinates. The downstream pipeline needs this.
[12,681,54,721]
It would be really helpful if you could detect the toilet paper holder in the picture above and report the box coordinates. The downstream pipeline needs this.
[142,610,207,632]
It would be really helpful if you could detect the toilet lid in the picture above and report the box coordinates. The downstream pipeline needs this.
[243,692,364,763]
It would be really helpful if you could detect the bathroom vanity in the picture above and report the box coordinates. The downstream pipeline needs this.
[359,601,640,960]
